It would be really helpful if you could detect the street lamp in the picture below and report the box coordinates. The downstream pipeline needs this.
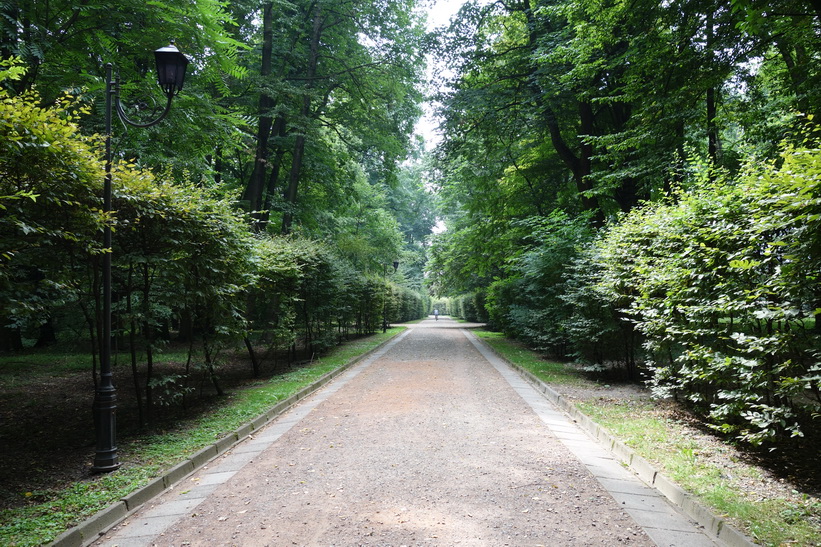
[93,42,189,473]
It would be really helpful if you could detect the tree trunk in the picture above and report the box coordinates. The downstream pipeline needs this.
[259,116,287,227]
[519,3,601,224]
[282,134,306,234]
[282,11,324,234]
[666,121,686,198]
[242,1,275,229]
[203,338,224,396]
[707,86,719,165]
[213,146,223,186]
[141,264,155,424]
[244,336,261,378]
[706,10,720,168]
[34,318,56,347]
[777,36,812,116]
[129,317,145,427]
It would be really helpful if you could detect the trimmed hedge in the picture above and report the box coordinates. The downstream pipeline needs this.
[476,147,821,446]
[0,80,428,425]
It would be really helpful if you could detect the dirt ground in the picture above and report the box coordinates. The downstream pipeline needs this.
[2,320,818,543]
[0,341,309,510]
[145,322,655,546]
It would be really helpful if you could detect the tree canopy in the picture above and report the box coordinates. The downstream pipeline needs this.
[0,1,435,423]
[1,0,819,454]
[427,0,820,446]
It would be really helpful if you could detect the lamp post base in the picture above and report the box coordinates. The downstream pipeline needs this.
[91,386,120,473]
[91,456,120,474]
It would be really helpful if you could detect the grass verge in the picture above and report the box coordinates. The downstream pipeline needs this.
[474,329,821,547]
[0,328,403,547]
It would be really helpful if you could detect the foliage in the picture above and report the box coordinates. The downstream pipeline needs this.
[426,0,820,449]
[237,0,427,234]
[428,0,821,300]
[0,0,247,179]
[450,291,487,323]
[481,326,821,547]
[0,64,104,351]
[593,147,821,445]
[0,65,429,424]
[485,211,594,357]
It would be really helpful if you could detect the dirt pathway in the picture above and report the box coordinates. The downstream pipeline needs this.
[94,318,720,546]
[143,320,651,546]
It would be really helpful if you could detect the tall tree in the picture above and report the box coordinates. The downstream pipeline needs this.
[0,0,247,180]
[237,0,425,234]
[428,0,814,296]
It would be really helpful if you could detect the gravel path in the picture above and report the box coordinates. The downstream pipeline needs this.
[143,320,653,546]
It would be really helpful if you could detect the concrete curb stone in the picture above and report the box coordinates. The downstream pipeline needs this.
[234,422,253,439]
[73,503,128,545]
[121,476,165,511]
[162,460,194,488]
[214,432,238,455]
[49,330,403,547]
[484,344,757,547]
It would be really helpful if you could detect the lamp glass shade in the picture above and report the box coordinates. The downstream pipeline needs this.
[154,43,189,95]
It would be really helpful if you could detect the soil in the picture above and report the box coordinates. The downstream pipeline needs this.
[0,342,313,509]
[1,319,819,542]
[119,322,655,545]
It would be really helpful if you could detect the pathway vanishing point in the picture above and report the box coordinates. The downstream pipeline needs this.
[67,317,750,546]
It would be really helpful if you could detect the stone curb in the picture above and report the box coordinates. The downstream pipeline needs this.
[487,346,757,547]
[49,331,404,547]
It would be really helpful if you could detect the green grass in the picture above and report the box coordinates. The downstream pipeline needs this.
[474,330,582,385]
[0,328,403,547]
[0,352,90,378]
[577,400,821,546]
[0,348,193,388]
[475,328,821,547]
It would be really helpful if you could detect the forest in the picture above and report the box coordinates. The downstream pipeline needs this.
[0,0,820,542]
[1,0,434,422]
[428,0,821,448]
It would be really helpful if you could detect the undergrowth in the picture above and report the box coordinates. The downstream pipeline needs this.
[474,329,821,547]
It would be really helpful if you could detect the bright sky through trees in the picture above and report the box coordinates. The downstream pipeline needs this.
[416,0,469,148]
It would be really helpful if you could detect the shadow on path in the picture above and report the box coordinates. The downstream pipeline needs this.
[85,324,727,547]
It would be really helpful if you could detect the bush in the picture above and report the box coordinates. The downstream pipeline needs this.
[485,212,594,357]
[0,62,104,351]
[592,147,821,445]
[561,241,640,373]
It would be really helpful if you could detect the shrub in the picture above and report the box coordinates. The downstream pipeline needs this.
[485,212,594,357]
[0,62,104,351]
[592,147,821,445]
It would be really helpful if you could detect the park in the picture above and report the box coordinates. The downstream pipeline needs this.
[1,0,820,545]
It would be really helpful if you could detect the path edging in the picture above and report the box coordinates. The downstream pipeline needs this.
[479,340,757,547]
[49,330,404,547]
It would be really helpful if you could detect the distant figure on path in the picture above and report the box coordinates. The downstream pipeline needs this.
[434,308,439,321]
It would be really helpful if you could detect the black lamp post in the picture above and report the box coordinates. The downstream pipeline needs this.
[92,42,189,473]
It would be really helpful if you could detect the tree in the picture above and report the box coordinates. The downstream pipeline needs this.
[0,62,104,351]
[427,0,815,297]
[0,0,247,180]
[237,0,426,234]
